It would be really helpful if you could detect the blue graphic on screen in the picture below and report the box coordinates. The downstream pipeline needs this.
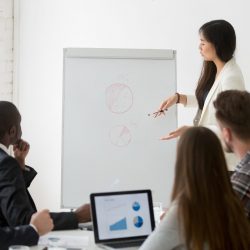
[132,201,140,211]
[133,216,143,228]
[109,217,127,231]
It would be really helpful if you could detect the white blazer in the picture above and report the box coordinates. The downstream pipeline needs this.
[140,202,186,250]
[185,58,245,170]
[140,201,208,250]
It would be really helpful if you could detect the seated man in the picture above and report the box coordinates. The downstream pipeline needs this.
[214,90,250,220]
[2,209,53,250]
[0,101,90,230]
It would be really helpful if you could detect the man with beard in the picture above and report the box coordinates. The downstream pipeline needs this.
[214,90,250,220]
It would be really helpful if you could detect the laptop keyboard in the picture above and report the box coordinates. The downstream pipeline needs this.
[105,240,143,248]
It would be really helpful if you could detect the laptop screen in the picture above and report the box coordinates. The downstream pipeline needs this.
[90,190,155,243]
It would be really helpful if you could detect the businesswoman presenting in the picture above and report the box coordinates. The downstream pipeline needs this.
[156,20,245,170]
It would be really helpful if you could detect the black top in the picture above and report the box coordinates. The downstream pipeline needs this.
[0,148,78,231]
[0,225,39,250]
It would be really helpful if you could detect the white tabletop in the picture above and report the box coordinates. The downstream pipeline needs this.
[30,229,100,250]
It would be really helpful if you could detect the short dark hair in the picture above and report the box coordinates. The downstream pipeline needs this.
[0,101,20,139]
[214,90,250,140]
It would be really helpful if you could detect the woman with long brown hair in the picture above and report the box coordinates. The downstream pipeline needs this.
[140,127,250,250]
[154,20,245,170]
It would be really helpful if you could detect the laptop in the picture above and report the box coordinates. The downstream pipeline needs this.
[90,190,155,249]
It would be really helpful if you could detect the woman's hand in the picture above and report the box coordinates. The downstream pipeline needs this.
[160,126,190,140]
[153,94,178,118]
[160,94,179,110]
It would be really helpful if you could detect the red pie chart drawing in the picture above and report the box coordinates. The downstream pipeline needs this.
[109,125,132,147]
[106,83,133,114]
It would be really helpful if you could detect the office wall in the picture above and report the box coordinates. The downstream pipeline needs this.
[0,0,13,101]
[15,0,250,211]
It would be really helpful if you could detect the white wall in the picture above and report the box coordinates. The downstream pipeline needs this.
[15,0,250,211]
[0,0,13,101]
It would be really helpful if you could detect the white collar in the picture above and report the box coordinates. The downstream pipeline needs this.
[0,143,9,154]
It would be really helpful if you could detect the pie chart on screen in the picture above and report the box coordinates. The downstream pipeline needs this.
[133,216,143,228]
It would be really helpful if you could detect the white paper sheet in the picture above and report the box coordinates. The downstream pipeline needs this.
[38,233,89,249]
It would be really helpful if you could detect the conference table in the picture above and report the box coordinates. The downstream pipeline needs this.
[30,229,102,250]
[30,229,140,250]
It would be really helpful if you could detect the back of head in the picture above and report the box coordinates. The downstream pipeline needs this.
[199,19,236,62]
[172,127,250,250]
[214,90,250,141]
[0,101,20,140]
[172,127,230,203]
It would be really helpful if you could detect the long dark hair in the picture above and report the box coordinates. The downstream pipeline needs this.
[196,20,236,109]
[171,127,250,250]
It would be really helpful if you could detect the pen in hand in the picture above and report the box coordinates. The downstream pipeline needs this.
[148,109,168,118]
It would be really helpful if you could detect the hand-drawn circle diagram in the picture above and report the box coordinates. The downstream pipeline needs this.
[109,125,132,147]
[105,83,133,114]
